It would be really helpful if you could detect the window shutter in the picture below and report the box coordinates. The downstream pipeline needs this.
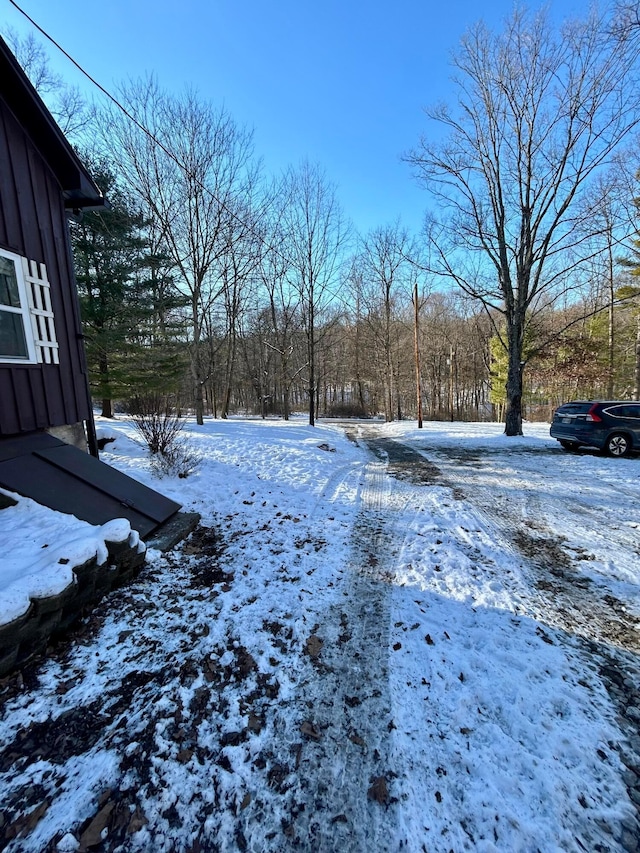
[21,258,59,364]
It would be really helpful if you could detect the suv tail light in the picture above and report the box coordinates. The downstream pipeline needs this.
[585,404,602,422]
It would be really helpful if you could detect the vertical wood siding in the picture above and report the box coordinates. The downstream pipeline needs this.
[0,98,91,436]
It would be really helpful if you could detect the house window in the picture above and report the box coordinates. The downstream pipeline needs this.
[0,248,58,365]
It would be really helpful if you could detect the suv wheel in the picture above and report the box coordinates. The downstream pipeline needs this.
[606,433,632,457]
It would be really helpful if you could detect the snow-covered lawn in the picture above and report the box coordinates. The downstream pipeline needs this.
[1,416,639,852]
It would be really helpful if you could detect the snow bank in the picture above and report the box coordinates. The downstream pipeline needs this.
[0,489,138,625]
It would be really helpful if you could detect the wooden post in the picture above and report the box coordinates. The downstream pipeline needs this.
[413,281,423,429]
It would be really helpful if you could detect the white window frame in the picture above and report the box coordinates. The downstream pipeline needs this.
[0,248,59,365]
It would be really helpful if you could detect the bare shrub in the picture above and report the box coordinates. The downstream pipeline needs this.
[129,393,200,478]
[129,393,183,455]
[150,439,200,479]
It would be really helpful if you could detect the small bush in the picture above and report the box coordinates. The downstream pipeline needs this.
[150,439,200,479]
[129,393,200,478]
[129,393,184,456]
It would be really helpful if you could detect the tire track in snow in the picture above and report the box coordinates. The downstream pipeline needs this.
[281,459,400,851]
[244,453,408,852]
[309,459,366,521]
[428,446,640,654]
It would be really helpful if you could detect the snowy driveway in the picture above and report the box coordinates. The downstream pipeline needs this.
[1,418,639,852]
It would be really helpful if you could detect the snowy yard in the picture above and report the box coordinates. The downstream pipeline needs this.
[1,416,639,852]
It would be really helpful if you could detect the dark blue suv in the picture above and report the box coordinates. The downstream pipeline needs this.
[550,401,640,457]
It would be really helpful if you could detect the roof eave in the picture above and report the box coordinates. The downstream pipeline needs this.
[0,35,104,209]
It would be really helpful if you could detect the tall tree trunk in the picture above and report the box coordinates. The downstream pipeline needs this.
[385,297,393,422]
[504,316,524,436]
[354,295,366,412]
[191,300,205,426]
[308,305,315,427]
[221,327,237,419]
[192,347,205,425]
[99,353,112,418]
[281,350,290,420]
[407,7,640,436]
[194,381,204,425]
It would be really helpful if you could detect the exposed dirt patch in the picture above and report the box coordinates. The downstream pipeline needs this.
[509,524,640,650]
[0,700,107,772]
[363,435,444,486]
[182,525,234,588]
[512,528,573,571]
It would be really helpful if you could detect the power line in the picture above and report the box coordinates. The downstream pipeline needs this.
[6,1,268,251]
[6,0,356,313]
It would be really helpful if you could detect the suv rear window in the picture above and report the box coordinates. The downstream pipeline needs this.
[556,403,593,415]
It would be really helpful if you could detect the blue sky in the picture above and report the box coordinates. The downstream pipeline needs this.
[3,0,584,236]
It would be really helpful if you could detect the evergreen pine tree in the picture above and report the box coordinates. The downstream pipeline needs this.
[71,157,187,416]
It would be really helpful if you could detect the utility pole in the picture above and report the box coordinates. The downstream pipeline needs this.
[449,344,455,421]
[413,281,423,428]
[607,231,615,400]
[635,313,640,401]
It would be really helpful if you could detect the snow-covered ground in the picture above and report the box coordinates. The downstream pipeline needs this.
[1,416,639,852]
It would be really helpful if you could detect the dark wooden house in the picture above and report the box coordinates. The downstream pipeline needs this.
[0,36,182,538]
[0,35,102,450]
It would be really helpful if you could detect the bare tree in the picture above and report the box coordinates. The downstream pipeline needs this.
[256,204,303,420]
[3,28,90,138]
[582,177,631,398]
[102,78,258,423]
[356,222,418,421]
[280,162,348,426]
[219,196,262,419]
[408,6,640,434]
[615,1,640,31]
